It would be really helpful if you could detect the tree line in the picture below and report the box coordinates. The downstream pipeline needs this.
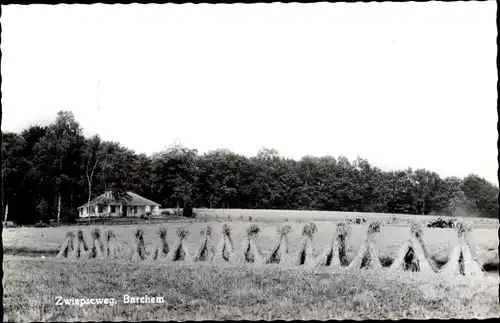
[2,111,498,225]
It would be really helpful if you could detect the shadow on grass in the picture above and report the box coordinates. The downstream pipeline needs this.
[379,256,499,272]
[3,246,59,257]
[4,247,498,273]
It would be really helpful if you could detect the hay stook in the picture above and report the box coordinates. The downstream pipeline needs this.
[149,227,169,261]
[214,224,237,263]
[194,225,215,262]
[347,221,383,271]
[295,223,317,266]
[130,228,148,261]
[57,231,75,258]
[105,229,125,260]
[70,230,89,259]
[439,221,484,276]
[390,221,435,273]
[314,221,351,268]
[242,224,264,265]
[336,222,350,267]
[167,227,192,262]
[265,225,292,265]
[87,228,105,259]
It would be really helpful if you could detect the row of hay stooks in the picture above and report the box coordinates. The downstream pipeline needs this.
[57,220,484,276]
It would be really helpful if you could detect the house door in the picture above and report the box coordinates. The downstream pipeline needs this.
[123,206,128,217]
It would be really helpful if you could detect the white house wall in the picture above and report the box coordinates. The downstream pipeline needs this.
[145,205,160,215]
[78,204,160,218]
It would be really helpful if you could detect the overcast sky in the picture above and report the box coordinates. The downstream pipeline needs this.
[1,3,498,184]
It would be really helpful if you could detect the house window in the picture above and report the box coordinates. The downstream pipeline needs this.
[98,205,103,213]
[110,205,116,213]
[133,206,137,214]
[80,209,83,215]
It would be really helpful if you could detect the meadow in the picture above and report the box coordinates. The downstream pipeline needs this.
[195,208,499,225]
[3,256,500,321]
[2,211,499,321]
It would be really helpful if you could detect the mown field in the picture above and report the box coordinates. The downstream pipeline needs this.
[3,212,499,321]
[3,220,499,267]
[194,208,499,225]
[3,255,500,321]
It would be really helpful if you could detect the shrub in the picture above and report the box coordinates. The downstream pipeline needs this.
[173,208,183,217]
[34,221,48,228]
[427,217,454,229]
[247,224,260,236]
[3,221,16,228]
[183,201,194,218]
[355,216,366,225]
[60,206,77,224]
[161,210,171,216]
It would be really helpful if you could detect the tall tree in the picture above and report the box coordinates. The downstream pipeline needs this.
[151,142,198,208]
[412,169,443,215]
[461,174,499,218]
[1,133,28,223]
[34,111,85,223]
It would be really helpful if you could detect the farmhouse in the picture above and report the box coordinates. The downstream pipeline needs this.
[77,191,161,218]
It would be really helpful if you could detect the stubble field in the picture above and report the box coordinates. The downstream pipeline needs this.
[3,255,500,321]
[2,212,499,321]
[3,219,499,266]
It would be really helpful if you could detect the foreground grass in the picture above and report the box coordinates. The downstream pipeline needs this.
[3,220,499,266]
[3,256,500,321]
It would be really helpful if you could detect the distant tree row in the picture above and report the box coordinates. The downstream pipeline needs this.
[2,111,498,225]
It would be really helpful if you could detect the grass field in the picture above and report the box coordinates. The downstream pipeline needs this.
[3,256,500,321]
[3,211,499,321]
[3,220,499,267]
[195,208,499,225]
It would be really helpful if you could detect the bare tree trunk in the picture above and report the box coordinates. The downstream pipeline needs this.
[58,155,63,225]
[86,157,98,224]
[88,182,92,212]
[4,202,8,222]
[88,179,92,225]
[57,193,61,225]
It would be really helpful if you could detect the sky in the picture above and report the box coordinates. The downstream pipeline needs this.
[1,3,498,185]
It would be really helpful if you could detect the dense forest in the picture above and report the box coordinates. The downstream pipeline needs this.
[1,111,498,225]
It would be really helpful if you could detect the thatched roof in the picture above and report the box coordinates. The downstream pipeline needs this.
[78,191,160,209]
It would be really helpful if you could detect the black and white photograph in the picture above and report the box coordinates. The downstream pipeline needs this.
[1,2,498,321]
